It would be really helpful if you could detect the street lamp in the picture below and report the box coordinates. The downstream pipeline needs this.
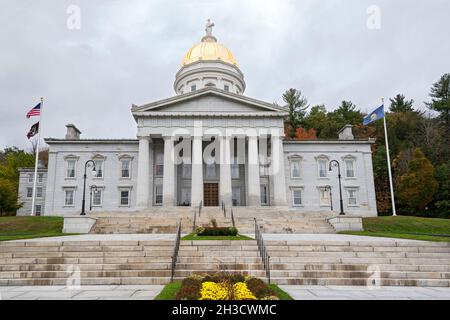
[329,160,345,215]
[81,160,96,216]
[324,185,333,211]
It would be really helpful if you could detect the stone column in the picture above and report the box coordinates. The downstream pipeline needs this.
[162,136,176,206]
[136,136,151,208]
[219,135,232,207]
[271,134,288,206]
[247,135,261,206]
[191,135,204,206]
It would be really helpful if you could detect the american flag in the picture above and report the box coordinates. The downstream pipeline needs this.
[26,103,41,118]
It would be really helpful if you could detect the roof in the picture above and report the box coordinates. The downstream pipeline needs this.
[44,139,139,145]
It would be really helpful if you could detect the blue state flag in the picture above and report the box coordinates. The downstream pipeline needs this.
[363,104,385,125]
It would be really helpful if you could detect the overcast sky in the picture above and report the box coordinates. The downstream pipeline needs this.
[1,0,449,150]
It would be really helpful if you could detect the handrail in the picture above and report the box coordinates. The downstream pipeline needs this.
[170,219,182,282]
[198,200,203,217]
[221,200,226,217]
[231,208,236,228]
[192,206,197,233]
[254,218,271,284]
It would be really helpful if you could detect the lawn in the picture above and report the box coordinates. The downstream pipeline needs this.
[340,216,450,242]
[181,233,254,241]
[0,216,72,241]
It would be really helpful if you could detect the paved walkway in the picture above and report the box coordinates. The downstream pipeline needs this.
[8,234,176,242]
[1,285,449,300]
[280,285,450,300]
[0,285,164,300]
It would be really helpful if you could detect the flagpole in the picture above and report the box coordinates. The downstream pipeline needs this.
[382,98,397,217]
[31,97,44,216]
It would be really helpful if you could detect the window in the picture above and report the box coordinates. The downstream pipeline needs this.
[292,189,302,206]
[120,190,130,206]
[318,159,328,178]
[319,187,331,206]
[26,187,33,198]
[28,173,34,183]
[121,160,131,178]
[93,160,104,178]
[206,164,216,178]
[345,159,355,178]
[155,153,164,176]
[92,189,102,206]
[231,158,239,179]
[191,85,197,92]
[180,188,191,206]
[66,160,76,178]
[182,164,191,179]
[37,173,44,183]
[36,187,43,198]
[64,189,75,206]
[290,160,301,179]
[347,189,358,206]
[232,187,241,206]
[224,85,229,92]
[260,185,269,205]
[155,185,163,205]
[35,205,42,216]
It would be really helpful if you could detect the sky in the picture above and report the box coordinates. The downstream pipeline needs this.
[1,0,449,150]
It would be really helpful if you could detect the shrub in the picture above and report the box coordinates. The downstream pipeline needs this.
[203,272,245,284]
[175,277,202,300]
[196,226,238,236]
[233,282,256,300]
[199,282,230,300]
[245,277,276,299]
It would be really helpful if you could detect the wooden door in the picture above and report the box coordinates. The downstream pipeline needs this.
[203,183,219,207]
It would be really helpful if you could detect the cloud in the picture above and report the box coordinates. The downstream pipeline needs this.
[1,0,449,149]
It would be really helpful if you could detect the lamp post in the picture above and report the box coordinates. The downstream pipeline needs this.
[324,185,333,211]
[81,160,96,216]
[329,160,345,215]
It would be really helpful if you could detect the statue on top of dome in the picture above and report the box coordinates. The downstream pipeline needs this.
[205,19,215,37]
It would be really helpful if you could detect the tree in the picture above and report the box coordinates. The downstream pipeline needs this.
[397,148,438,211]
[0,178,21,215]
[433,162,450,213]
[333,100,363,125]
[282,88,309,138]
[389,94,414,113]
[426,73,450,131]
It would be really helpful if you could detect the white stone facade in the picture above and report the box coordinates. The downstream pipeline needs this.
[17,167,47,216]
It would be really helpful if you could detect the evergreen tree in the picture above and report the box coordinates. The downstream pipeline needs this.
[389,94,414,113]
[282,88,309,138]
[433,162,450,214]
[397,148,438,211]
[426,73,450,131]
[333,100,363,126]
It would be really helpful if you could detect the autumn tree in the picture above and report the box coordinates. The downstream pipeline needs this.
[397,149,438,211]
[283,88,309,138]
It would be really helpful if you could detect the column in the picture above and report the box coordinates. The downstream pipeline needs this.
[191,135,204,206]
[247,135,261,206]
[162,136,176,206]
[136,136,150,208]
[219,136,232,207]
[271,134,288,206]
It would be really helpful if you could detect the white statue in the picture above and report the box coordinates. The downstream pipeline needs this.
[205,19,215,37]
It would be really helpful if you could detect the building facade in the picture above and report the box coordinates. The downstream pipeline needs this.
[18,24,378,217]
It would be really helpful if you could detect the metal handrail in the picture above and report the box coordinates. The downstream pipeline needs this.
[221,201,226,217]
[231,208,236,228]
[192,206,197,233]
[254,218,271,284]
[198,200,203,217]
[170,219,182,282]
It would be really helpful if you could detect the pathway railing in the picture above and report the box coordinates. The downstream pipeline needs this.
[192,206,197,233]
[231,208,236,228]
[170,219,182,282]
[254,218,271,284]
[221,201,226,217]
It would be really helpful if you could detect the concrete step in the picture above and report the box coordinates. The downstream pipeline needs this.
[270,277,450,287]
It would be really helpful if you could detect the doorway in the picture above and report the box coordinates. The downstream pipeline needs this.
[203,183,219,206]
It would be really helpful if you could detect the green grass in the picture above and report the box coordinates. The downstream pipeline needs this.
[181,233,254,241]
[340,216,450,242]
[154,281,182,300]
[154,281,294,300]
[0,216,73,241]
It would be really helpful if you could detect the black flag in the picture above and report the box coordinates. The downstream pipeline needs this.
[27,122,39,139]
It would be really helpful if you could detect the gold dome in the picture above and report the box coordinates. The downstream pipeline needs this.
[182,37,238,67]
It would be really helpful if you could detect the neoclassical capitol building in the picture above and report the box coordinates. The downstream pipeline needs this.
[18,24,377,217]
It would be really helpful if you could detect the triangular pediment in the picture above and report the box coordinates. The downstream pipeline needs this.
[131,88,287,116]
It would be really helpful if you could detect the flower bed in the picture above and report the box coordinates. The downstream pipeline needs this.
[173,273,289,300]
[196,226,238,236]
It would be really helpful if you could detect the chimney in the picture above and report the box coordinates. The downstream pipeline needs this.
[338,125,354,140]
[65,124,81,140]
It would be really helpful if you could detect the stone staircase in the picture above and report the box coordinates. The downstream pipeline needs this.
[266,239,450,287]
[89,207,335,234]
[1,238,449,287]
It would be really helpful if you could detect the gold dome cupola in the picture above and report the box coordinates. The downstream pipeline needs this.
[174,20,246,95]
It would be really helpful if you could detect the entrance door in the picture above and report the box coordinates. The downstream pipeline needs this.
[204,183,219,207]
